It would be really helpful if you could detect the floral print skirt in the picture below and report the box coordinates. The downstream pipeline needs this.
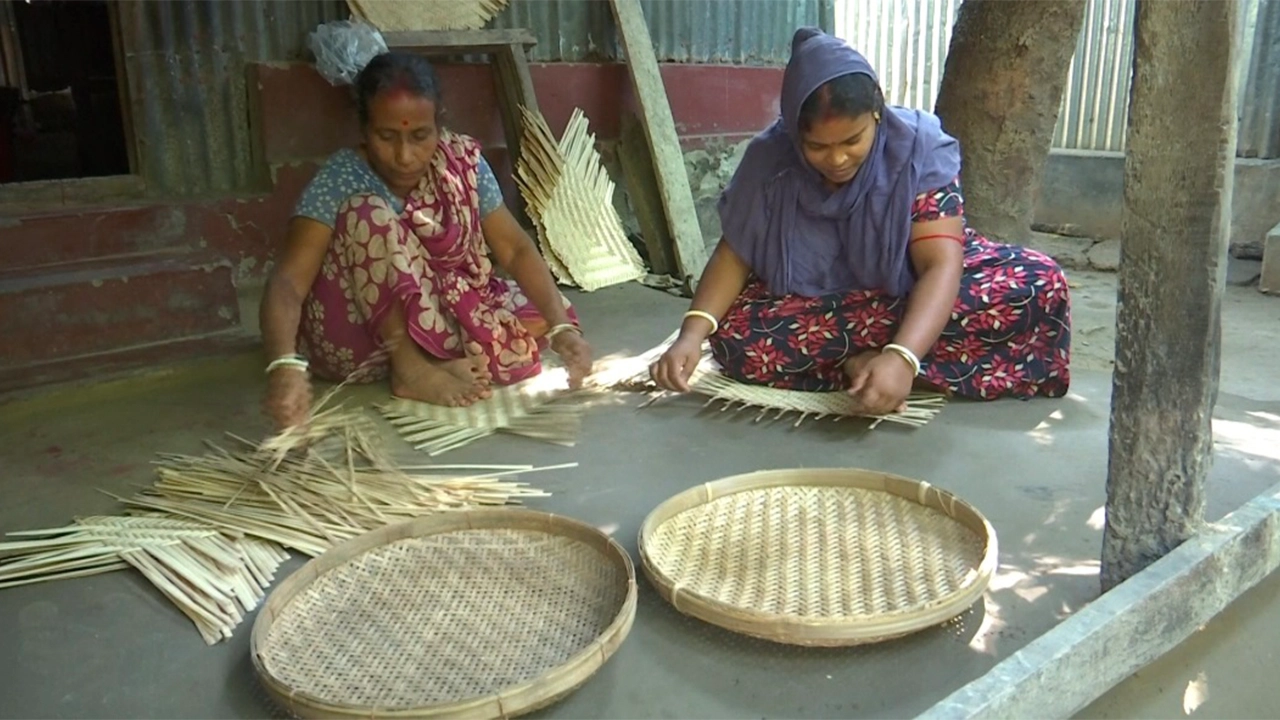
[296,194,574,383]
[709,234,1072,400]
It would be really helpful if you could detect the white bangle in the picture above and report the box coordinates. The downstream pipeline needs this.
[266,355,309,375]
[683,310,719,335]
[546,323,582,340]
[882,343,921,376]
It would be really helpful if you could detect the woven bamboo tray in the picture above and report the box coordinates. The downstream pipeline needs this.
[251,509,637,719]
[638,468,997,647]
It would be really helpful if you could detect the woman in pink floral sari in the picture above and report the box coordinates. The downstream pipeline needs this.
[259,52,591,430]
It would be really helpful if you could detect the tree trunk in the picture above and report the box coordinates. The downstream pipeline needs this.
[933,0,1088,244]
[1101,0,1239,592]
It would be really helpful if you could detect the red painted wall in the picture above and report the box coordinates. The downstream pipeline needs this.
[255,61,782,165]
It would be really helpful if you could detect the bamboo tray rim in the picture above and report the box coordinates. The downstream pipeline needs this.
[637,468,999,645]
[250,508,638,719]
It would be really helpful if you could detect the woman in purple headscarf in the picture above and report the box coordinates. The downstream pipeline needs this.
[651,28,1071,414]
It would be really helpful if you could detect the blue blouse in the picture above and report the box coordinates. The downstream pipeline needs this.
[294,148,504,227]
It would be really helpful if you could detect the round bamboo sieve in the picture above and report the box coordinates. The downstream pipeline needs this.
[250,509,637,719]
[638,468,998,646]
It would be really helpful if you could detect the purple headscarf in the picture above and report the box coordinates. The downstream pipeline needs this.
[719,27,961,298]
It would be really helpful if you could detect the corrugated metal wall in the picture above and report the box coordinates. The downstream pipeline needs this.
[117,0,346,195]
[488,0,833,64]
[835,0,1278,156]
[833,0,959,111]
[110,0,1280,194]
[1052,0,1134,152]
[118,0,829,194]
[1240,0,1280,158]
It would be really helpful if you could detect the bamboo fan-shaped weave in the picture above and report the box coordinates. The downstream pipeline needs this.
[516,106,647,291]
[603,330,947,428]
[348,0,509,31]
[252,509,637,719]
[691,372,947,429]
[379,371,585,456]
[639,468,998,646]
[0,515,288,644]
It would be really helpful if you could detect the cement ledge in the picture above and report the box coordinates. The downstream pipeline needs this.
[918,481,1280,720]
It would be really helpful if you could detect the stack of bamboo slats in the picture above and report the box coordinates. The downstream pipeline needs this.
[516,106,648,291]
[347,0,510,31]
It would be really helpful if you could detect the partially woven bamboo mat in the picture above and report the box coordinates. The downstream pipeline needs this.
[639,468,997,646]
[252,510,637,719]
[601,331,947,428]
[378,368,585,456]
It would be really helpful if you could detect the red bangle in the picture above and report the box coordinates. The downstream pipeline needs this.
[911,233,965,244]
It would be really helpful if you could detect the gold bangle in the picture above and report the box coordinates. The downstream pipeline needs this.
[683,309,720,335]
[546,323,582,340]
[882,343,921,376]
[265,355,309,375]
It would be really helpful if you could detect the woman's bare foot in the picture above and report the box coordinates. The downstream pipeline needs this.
[391,349,492,407]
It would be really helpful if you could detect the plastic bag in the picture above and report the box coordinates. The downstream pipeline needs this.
[308,19,388,86]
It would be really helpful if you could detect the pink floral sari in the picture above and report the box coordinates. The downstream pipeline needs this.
[297,132,574,384]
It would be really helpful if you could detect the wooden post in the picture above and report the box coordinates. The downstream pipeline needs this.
[1101,0,1239,591]
[617,114,677,277]
[608,0,709,290]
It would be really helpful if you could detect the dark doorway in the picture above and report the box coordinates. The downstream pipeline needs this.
[1,0,131,184]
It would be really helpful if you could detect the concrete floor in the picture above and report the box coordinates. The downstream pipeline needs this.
[1,271,1278,719]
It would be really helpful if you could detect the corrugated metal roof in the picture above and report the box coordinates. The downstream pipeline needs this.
[1239,0,1280,159]
[117,0,346,195]
[488,0,832,64]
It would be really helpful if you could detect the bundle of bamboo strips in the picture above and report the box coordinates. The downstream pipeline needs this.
[515,106,647,291]
[0,515,289,643]
[123,430,555,557]
[0,394,560,644]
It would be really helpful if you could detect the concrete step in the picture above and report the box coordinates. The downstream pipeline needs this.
[0,251,242,373]
[0,203,200,271]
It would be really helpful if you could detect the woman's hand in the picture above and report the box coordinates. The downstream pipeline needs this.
[844,350,914,416]
[264,369,313,431]
[651,336,704,392]
[551,331,593,389]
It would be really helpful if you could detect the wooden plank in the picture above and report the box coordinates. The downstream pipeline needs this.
[493,43,539,228]
[617,114,675,276]
[381,29,537,52]
[1101,0,1240,590]
[607,0,708,290]
[919,482,1280,720]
